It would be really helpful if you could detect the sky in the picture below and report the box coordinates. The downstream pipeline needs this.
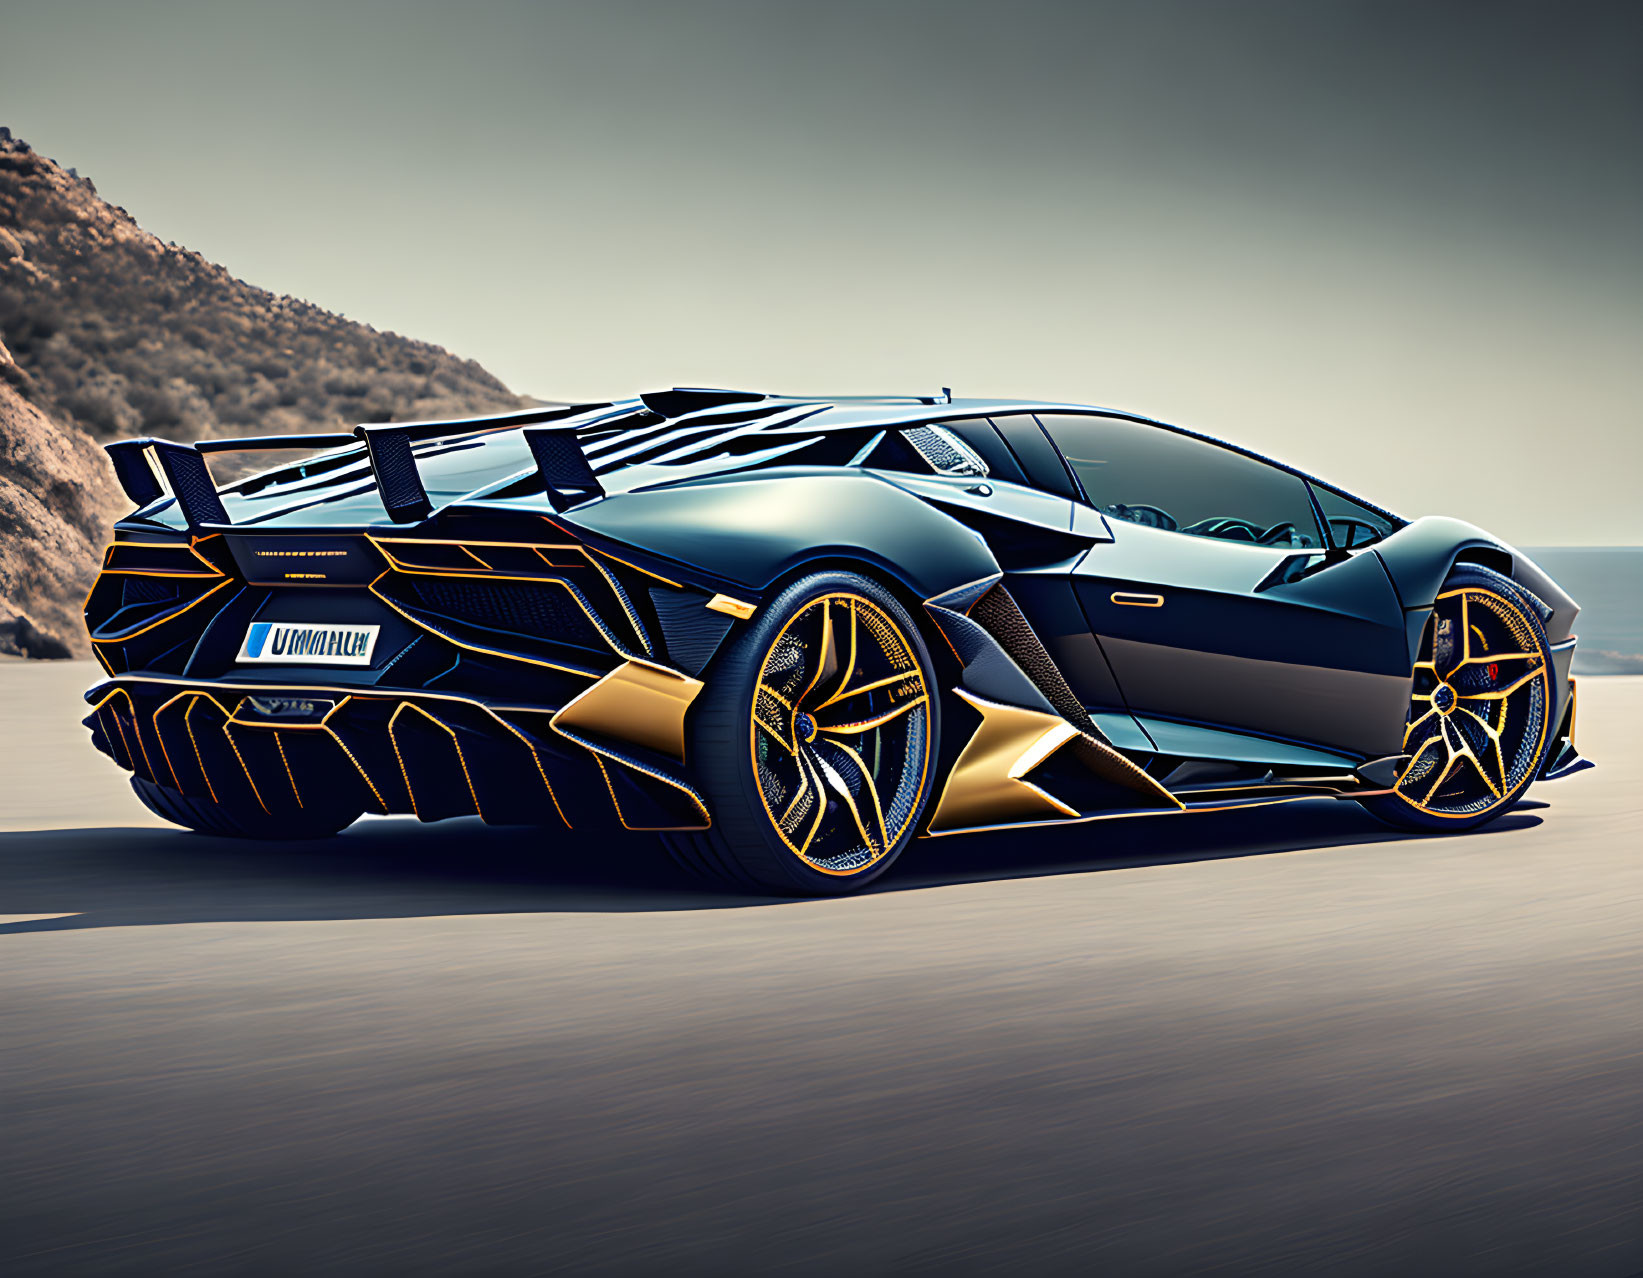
[2,0,1640,543]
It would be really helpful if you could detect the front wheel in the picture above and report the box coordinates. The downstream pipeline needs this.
[663,570,939,895]
[1360,566,1555,832]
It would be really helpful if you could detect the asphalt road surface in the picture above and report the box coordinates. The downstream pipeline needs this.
[3,661,1641,1276]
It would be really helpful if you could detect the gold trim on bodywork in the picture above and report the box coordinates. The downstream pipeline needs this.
[87,536,234,647]
[388,702,485,821]
[367,534,650,659]
[84,539,230,653]
[98,539,224,577]
[926,690,1082,834]
[1111,591,1164,608]
[87,687,157,783]
[366,570,603,679]
[706,594,757,620]
[91,578,236,645]
[148,690,270,812]
[549,658,704,762]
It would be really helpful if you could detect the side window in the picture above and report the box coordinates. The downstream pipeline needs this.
[1036,414,1323,549]
[989,414,1080,500]
[1311,484,1398,549]
[940,418,1026,485]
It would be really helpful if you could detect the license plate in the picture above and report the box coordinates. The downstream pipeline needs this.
[237,621,380,666]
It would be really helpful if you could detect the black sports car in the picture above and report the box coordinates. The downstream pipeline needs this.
[83,388,1590,893]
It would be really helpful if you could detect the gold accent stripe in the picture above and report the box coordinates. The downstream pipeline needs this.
[388,703,485,822]
[183,698,220,805]
[91,578,236,644]
[273,732,303,808]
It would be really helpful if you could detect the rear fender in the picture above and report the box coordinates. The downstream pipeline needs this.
[561,471,1001,604]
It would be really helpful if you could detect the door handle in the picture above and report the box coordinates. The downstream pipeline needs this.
[1111,592,1164,607]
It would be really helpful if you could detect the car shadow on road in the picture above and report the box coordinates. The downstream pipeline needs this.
[0,800,1545,933]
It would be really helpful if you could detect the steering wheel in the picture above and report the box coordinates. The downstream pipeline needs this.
[1257,521,1299,546]
[1106,503,1177,531]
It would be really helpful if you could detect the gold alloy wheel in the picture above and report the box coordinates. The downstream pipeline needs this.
[749,592,932,875]
[1395,585,1551,820]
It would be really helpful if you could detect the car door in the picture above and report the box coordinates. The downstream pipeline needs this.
[1031,413,1412,762]
[881,418,1153,751]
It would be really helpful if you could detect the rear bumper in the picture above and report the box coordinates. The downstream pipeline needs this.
[85,673,710,831]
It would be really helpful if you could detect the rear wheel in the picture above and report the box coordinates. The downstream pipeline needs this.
[1361,566,1554,832]
[131,776,359,839]
[663,570,939,894]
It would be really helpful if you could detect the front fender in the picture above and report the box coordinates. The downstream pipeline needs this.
[1373,516,1512,611]
[564,470,1001,602]
[1374,516,1579,642]
[1375,515,1581,738]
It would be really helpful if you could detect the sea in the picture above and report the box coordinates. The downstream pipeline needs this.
[1523,548,1643,675]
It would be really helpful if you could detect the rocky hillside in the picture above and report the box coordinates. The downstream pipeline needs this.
[0,127,525,657]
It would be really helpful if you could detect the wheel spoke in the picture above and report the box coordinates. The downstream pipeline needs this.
[1463,747,1503,800]
[812,746,884,857]
[831,740,889,854]
[816,670,917,712]
[1448,729,1502,801]
[1422,736,1461,805]
[795,601,841,703]
[1455,594,1472,674]
[793,748,829,857]
[1457,667,1546,702]
[1448,651,1540,671]
[1454,706,1511,797]
[1399,733,1444,788]
[1454,705,1500,742]
[816,694,928,737]
[779,749,815,824]
[754,713,795,754]
[1402,704,1440,745]
[754,683,797,753]
[813,604,872,709]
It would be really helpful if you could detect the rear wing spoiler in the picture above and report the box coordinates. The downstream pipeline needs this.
[104,405,602,529]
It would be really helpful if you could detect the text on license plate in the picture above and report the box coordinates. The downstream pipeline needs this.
[237,621,380,666]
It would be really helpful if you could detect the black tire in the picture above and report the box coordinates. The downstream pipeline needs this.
[1360,565,1556,832]
[663,570,940,895]
[131,775,359,839]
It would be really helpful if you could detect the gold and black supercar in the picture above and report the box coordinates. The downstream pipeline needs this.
[83,387,1591,893]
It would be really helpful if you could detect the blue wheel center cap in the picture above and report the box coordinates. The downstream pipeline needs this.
[1434,684,1456,713]
[795,712,817,742]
